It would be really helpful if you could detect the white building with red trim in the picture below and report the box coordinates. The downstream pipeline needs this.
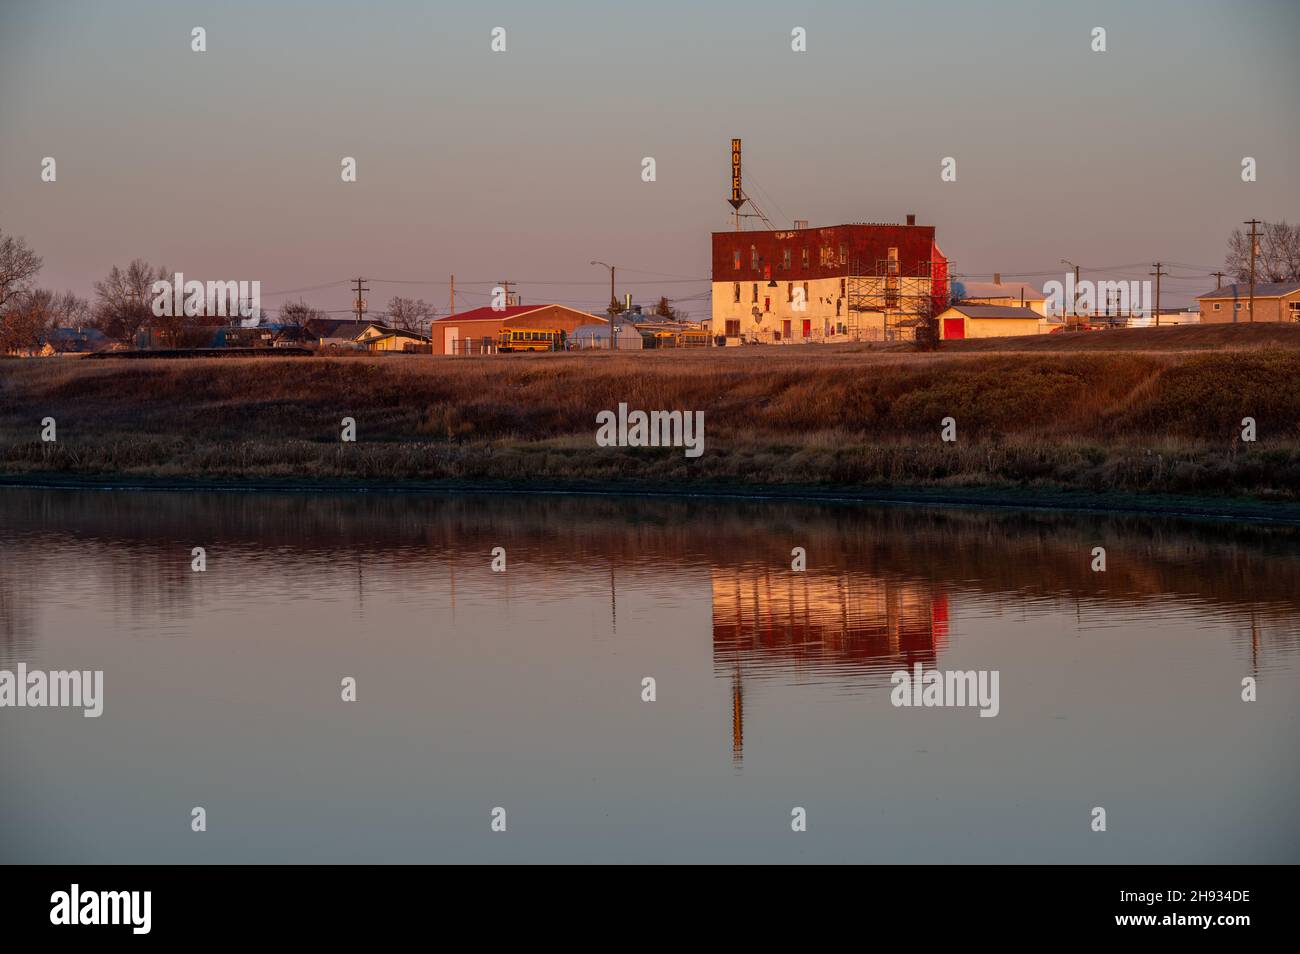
[710,218,949,344]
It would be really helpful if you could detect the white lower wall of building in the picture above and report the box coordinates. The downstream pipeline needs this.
[710,276,931,342]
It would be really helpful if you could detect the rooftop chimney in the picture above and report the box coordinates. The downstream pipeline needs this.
[993,272,1001,285]
[905,213,916,226]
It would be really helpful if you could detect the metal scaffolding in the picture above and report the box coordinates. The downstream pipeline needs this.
[846,255,944,342]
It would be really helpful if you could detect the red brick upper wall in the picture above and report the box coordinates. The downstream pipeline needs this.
[712,224,940,281]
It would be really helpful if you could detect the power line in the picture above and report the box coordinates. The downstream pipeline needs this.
[368,277,709,287]
[261,280,352,298]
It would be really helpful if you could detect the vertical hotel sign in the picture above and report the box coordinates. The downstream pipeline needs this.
[729,139,744,209]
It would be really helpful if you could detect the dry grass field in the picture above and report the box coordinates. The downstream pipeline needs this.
[2,324,1299,504]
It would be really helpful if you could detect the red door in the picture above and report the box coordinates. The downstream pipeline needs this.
[942,317,965,339]
[801,319,811,338]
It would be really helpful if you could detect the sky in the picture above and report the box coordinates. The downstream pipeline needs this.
[1,0,1298,319]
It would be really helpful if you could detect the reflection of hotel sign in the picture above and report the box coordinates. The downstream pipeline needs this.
[729,138,744,209]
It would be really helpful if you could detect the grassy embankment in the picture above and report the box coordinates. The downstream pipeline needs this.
[2,325,1299,508]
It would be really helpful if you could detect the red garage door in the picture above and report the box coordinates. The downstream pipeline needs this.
[942,317,965,339]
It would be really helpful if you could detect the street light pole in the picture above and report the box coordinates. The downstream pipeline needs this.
[591,260,619,350]
[1060,259,1080,328]
[591,260,617,313]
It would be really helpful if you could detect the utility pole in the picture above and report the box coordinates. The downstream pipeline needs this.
[1245,218,1261,323]
[1212,270,1226,290]
[498,280,514,308]
[1150,262,1166,327]
[352,276,369,324]
[449,274,455,316]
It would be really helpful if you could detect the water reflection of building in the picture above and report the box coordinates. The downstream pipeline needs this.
[713,567,949,765]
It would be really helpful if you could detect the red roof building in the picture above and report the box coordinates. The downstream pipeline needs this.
[710,220,949,343]
[429,304,604,355]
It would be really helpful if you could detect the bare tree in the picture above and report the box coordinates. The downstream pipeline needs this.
[0,291,50,354]
[93,259,167,342]
[1225,220,1300,284]
[0,289,89,354]
[383,296,436,332]
[912,296,940,351]
[46,290,91,328]
[278,300,330,325]
[17,291,94,353]
[0,231,43,314]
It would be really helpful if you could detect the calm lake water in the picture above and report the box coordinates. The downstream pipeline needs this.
[1,488,1298,864]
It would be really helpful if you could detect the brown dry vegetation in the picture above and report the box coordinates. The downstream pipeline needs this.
[937,322,1300,353]
[2,327,1299,503]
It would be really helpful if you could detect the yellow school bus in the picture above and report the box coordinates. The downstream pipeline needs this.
[648,328,709,349]
[497,328,564,353]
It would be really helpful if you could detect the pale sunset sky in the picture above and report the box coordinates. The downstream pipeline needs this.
[2,0,1297,318]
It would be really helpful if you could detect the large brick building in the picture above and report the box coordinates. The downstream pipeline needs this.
[710,218,949,343]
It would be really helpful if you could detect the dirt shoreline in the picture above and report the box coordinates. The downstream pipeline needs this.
[4,473,1300,525]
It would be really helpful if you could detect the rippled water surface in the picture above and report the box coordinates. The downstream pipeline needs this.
[2,489,1298,863]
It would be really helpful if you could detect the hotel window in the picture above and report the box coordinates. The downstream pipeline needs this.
[839,278,846,296]
[733,250,741,270]
[787,282,793,303]
[750,247,759,270]
[733,282,741,303]
[782,248,791,270]
[802,281,809,302]
[752,283,758,303]
[725,319,740,337]
[1213,303,1221,311]
[764,296,771,313]
[839,244,848,265]
[802,248,809,269]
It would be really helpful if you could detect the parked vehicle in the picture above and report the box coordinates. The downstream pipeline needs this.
[497,328,565,352]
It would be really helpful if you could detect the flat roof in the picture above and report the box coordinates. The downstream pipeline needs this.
[943,304,1042,319]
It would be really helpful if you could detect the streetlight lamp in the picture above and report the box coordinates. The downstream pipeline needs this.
[591,261,618,314]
